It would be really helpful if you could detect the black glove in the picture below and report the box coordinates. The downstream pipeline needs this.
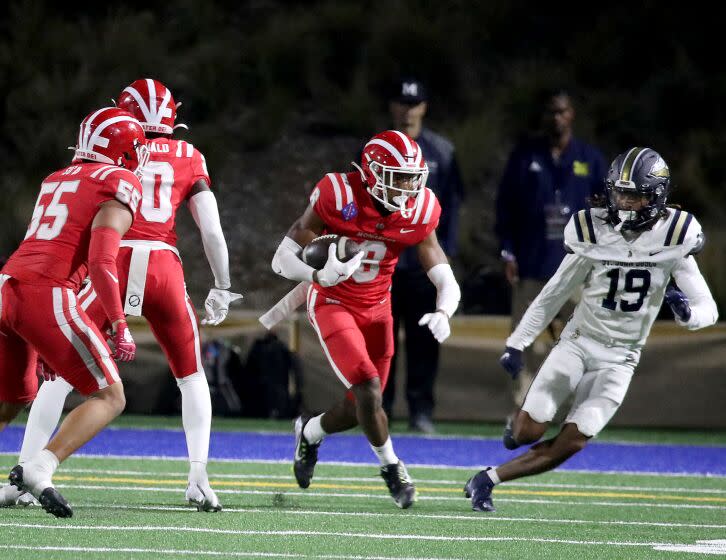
[499,346,523,379]
[664,284,691,323]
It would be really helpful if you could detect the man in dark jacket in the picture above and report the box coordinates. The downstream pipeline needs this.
[384,78,465,433]
[495,89,606,444]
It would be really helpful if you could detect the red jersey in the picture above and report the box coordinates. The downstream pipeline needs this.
[310,171,441,306]
[2,163,142,290]
[126,138,210,246]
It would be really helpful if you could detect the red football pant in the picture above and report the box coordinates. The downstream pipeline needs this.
[306,286,394,390]
[0,277,119,403]
[78,248,203,379]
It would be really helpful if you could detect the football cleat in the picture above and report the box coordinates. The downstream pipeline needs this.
[8,465,72,518]
[503,415,521,450]
[463,476,473,499]
[185,482,222,512]
[469,469,496,513]
[380,461,417,509]
[0,483,38,507]
[293,416,321,489]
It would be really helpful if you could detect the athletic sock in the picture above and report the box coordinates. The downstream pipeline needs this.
[19,378,73,464]
[371,437,399,466]
[23,449,60,495]
[303,414,327,444]
[177,372,212,465]
[487,467,501,485]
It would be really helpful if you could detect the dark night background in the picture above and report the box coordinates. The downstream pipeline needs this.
[2,1,724,311]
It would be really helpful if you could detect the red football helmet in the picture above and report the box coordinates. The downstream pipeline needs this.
[356,130,429,217]
[73,107,149,173]
[116,78,187,135]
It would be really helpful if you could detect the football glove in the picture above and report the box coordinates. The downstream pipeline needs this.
[314,244,364,288]
[499,346,523,379]
[111,320,136,362]
[418,310,451,343]
[664,284,691,323]
[36,359,57,382]
[201,288,243,326]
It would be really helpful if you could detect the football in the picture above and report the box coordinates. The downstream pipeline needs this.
[302,234,359,270]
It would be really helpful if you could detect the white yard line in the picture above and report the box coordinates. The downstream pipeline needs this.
[0,545,460,560]
[0,523,696,549]
[49,483,726,510]
[73,503,726,530]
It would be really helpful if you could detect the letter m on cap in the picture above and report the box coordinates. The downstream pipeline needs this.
[402,82,418,96]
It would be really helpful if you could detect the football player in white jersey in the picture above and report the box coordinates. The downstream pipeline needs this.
[466,147,718,512]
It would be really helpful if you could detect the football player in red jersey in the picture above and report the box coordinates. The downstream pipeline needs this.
[6,79,239,512]
[0,108,146,517]
[270,130,461,508]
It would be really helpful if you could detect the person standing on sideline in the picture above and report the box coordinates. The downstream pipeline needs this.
[495,89,606,447]
[384,77,465,434]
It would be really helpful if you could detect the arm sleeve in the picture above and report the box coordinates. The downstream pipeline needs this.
[189,190,231,289]
[671,256,719,330]
[271,236,316,283]
[88,226,125,324]
[506,253,592,350]
[427,263,461,317]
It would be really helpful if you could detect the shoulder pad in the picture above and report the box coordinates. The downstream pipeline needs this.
[410,188,439,227]
[566,209,598,245]
[688,231,706,255]
[664,210,700,251]
[175,140,195,158]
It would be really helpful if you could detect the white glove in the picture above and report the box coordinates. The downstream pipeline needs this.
[418,311,451,343]
[202,288,243,326]
[315,244,364,288]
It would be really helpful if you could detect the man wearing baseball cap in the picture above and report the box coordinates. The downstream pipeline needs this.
[384,77,465,433]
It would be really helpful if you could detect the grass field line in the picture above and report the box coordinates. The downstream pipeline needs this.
[53,483,726,510]
[75,503,726,530]
[49,473,726,503]
[0,523,692,549]
[2,452,723,478]
[0,545,460,560]
[24,466,726,495]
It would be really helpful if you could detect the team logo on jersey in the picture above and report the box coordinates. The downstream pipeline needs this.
[573,161,590,176]
[341,202,358,221]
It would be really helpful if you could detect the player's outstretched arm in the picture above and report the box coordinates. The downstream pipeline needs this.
[670,256,719,330]
[506,253,591,352]
[188,180,242,325]
[271,204,325,283]
[416,230,461,343]
[89,200,136,361]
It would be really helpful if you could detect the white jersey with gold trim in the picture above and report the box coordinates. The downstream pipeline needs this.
[507,207,718,350]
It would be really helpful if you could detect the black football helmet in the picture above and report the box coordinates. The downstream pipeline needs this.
[605,147,671,231]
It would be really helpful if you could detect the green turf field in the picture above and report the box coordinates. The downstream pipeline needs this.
[1,418,725,559]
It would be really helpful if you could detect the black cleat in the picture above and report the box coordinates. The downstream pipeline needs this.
[9,465,72,518]
[380,461,417,509]
[463,476,473,498]
[293,416,320,489]
[470,469,496,512]
[503,416,521,450]
[38,488,73,518]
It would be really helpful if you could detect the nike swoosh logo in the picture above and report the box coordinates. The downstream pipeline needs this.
[400,228,415,234]
[649,250,663,256]
[106,270,119,283]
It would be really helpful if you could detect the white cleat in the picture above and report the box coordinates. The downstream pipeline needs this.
[0,484,38,507]
[185,482,222,512]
